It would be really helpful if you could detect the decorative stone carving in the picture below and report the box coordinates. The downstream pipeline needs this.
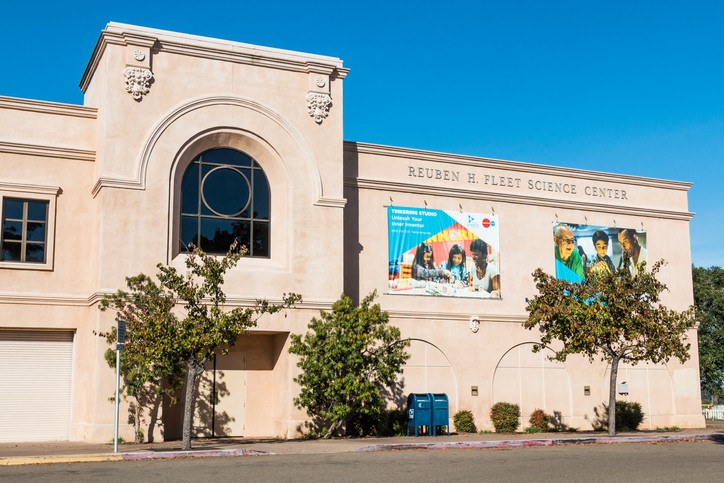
[315,75,326,88]
[305,92,332,124]
[133,49,146,61]
[123,67,153,101]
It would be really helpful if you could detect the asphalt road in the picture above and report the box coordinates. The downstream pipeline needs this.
[3,441,723,482]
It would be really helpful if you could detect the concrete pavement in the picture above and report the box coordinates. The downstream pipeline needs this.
[2,425,723,466]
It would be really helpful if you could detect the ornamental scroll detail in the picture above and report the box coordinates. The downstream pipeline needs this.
[305,92,332,124]
[123,67,154,101]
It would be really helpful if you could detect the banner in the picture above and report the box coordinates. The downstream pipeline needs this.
[552,222,647,283]
[387,206,501,298]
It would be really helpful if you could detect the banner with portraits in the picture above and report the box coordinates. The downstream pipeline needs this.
[387,206,500,298]
[552,222,647,283]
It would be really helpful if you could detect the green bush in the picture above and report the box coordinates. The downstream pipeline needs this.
[381,408,409,436]
[616,401,644,431]
[490,402,520,433]
[346,408,408,436]
[528,408,551,432]
[594,401,645,432]
[453,410,476,433]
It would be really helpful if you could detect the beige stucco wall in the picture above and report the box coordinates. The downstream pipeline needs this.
[1,23,347,442]
[343,141,703,431]
[0,22,703,443]
[81,24,348,442]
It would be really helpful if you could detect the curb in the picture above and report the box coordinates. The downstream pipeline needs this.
[1,433,721,465]
[355,433,724,452]
[0,454,123,466]
[122,448,274,461]
[0,448,273,466]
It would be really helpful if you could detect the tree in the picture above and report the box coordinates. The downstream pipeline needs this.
[97,275,185,442]
[289,291,410,438]
[692,266,724,404]
[99,243,301,450]
[524,259,696,435]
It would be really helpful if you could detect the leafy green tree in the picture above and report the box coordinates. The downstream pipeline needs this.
[692,266,724,403]
[97,276,185,442]
[100,243,301,450]
[289,291,410,438]
[524,259,696,435]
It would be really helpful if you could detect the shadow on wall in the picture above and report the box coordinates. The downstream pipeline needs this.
[127,387,164,443]
[161,367,236,440]
[382,376,407,409]
[193,370,234,437]
[550,410,576,432]
[342,143,360,303]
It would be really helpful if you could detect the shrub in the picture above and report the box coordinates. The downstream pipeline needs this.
[453,410,476,433]
[524,426,542,434]
[593,401,645,432]
[381,408,409,436]
[346,408,408,436]
[528,409,551,432]
[616,401,644,431]
[490,402,520,433]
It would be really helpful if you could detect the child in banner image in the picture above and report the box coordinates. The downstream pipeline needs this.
[469,238,500,297]
[439,244,469,287]
[589,230,616,275]
[412,243,454,283]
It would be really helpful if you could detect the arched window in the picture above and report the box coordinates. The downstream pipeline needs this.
[180,148,270,257]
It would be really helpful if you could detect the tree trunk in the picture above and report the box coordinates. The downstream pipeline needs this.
[134,401,142,443]
[181,360,201,450]
[324,419,344,439]
[608,355,620,436]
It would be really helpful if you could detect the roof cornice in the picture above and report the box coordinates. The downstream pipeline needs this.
[344,141,692,192]
[80,22,348,93]
[0,96,96,118]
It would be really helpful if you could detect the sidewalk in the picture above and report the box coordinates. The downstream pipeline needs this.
[2,426,723,466]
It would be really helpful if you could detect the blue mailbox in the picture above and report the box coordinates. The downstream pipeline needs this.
[429,393,449,436]
[406,393,432,436]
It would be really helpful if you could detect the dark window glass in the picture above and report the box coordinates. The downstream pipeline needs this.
[201,148,252,167]
[232,220,251,252]
[253,222,269,257]
[202,167,250,216]
[1,198,48,263]
[26,222,47,242]
[180,215,199,252]
[3,199,23,219]
[180,148,270,257]
[25,244,45,263]
[253,170,270,220]
[200,218,245,254]
[3,221,22,241]
[2,242,21,261]
[27,201,48,221]
[181,164,200,214]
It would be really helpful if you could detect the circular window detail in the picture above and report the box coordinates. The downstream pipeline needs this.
[201,167,251,217]
[180,148,271,257]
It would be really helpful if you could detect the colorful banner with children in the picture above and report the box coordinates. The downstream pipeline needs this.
[553,222,647,283]
[387,206,501,298]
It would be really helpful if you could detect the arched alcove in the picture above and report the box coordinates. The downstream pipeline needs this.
[492,343,573,423]
[603,361,675,429]
[400,339,459,413]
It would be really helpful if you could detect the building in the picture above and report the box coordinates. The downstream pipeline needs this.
[0,23,704,443]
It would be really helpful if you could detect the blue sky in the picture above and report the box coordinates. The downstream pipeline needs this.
[2,1,723,267]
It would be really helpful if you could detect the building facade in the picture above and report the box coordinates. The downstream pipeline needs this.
[0,23,704,442]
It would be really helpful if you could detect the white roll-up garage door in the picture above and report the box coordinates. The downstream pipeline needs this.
[0,330,74,442]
